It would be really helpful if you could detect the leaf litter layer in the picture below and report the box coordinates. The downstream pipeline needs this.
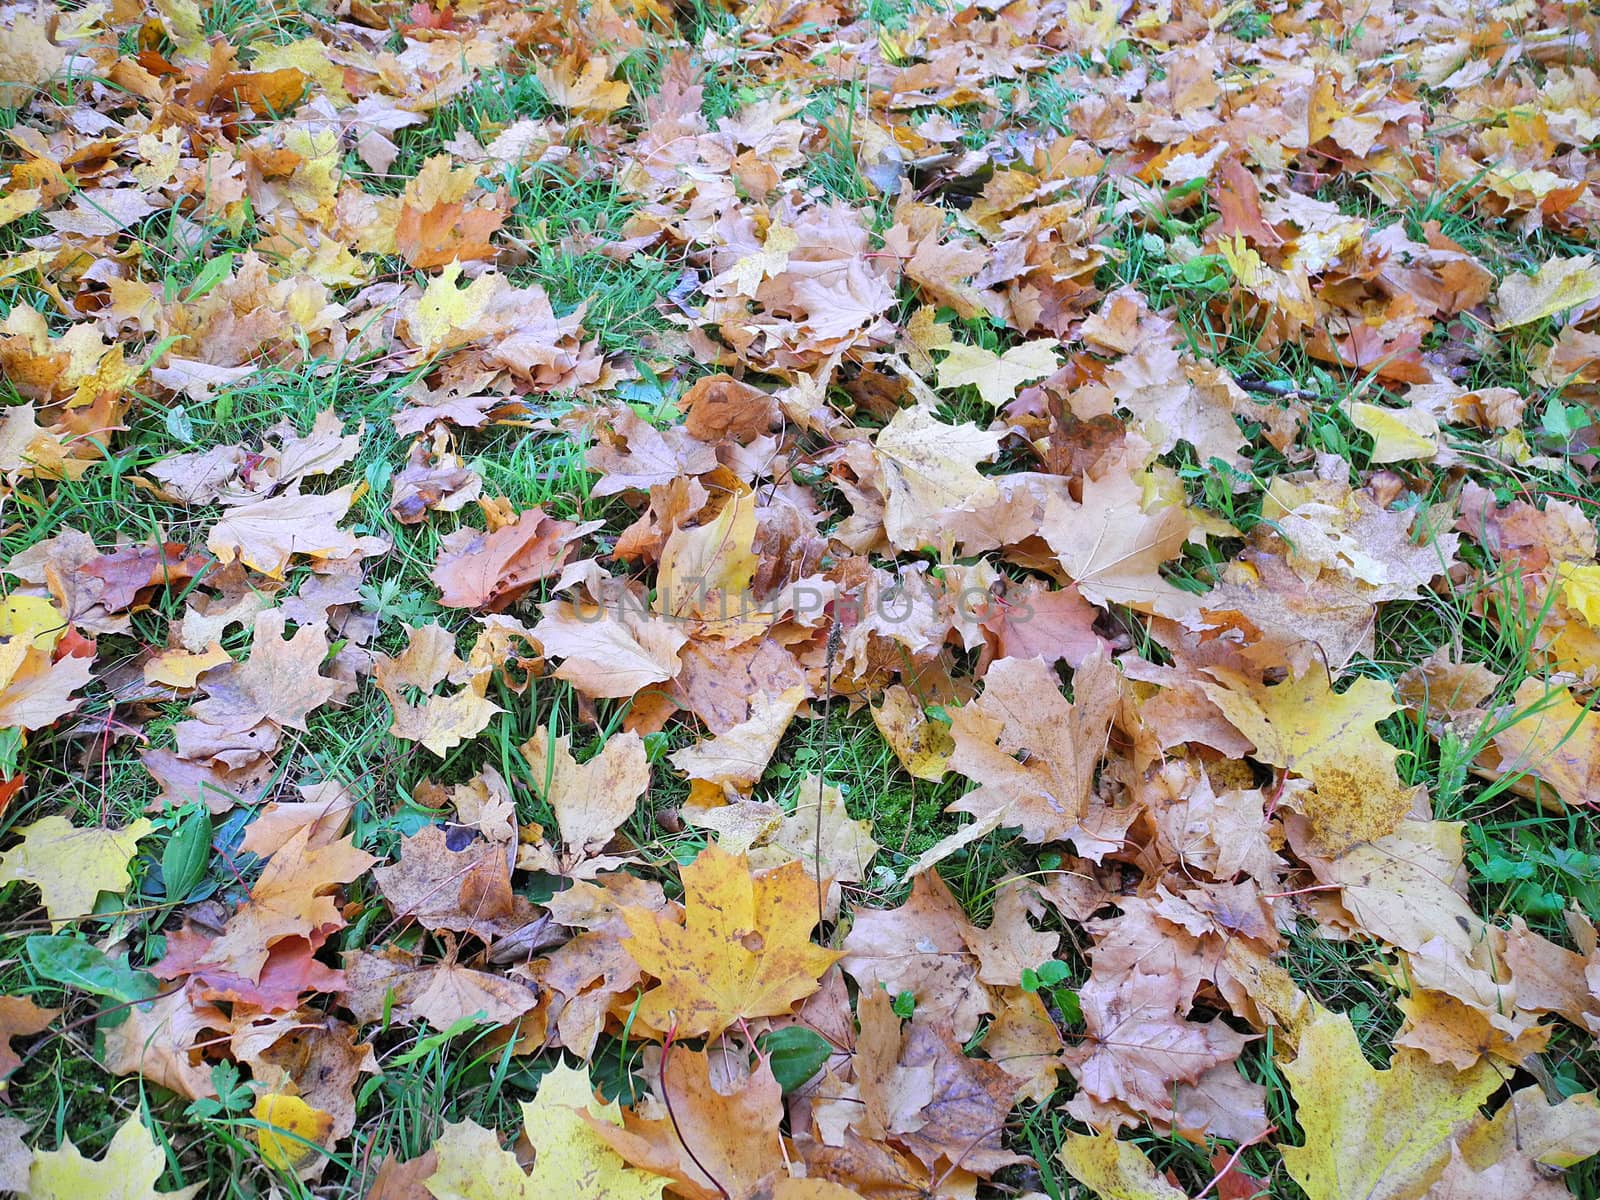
[2,0,1600,1196]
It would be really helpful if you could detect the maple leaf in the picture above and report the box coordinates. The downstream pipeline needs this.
[0,814,153,922]
[532,595,688,699]
[189,609,343,732]
[0,995,56,1088]
[757,775,880,920]
[1060,1129,1189,1200]
[345,945,539,1032]
[535,55,631,116]
[426,1065,670,1199]
[840,871,992,1040]
[144,643,233,689]
[870,685,953,781]
[1487,679,1600,808]
[375,623,502,756]
[394,157,507,268]
[0,595,64,652]
[80,541,211,612]
[1347,401,1440,463]
[426,1119,534,1200]
[945,653,1120,843]
[0,15,64,107]
[101,984,228,1101]
[1493,254,1600,329]
[154,928,342,1011]
[198,826,375,983]
[1041,456,1202,618]
[1202,665,1416,854]
[1280,1006,1497,1200]
[873,406,1002,551]
[678,374,780,443]
[1453,1085,1600,1182]
[0,639,92,730]
[586,1047,788,1200]
[205,485,362,579]
[1299,819,1486,960]
[870,1016,1027,1174]
[620,842,842,1039]
[668,685,806,803]
[935,340,1061,409]
[24,1115,201,1200]
[522,1063,668,1198]
[521,727,649,869]
[373,825,536,940]
[431,508,597,610]
[586,408,718,498]
[655,481,759,623]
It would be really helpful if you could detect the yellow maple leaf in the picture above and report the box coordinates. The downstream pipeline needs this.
[280,124,342,223]
[1489,678,1600,808]
[522,1062,667,1198]
[1348,401,1440,463]
[143,643,233,689]
[152,0,207,60]
[0,187,43,227]
[1281,1006,1497,1200]
[935,340,1061,410]
[252,1093,333,1173]
[1494,254,1600,329]
[376,623,502,757]
[0,595,64,652]
[251,37,352,106]
[874,406,1002,551]
[534,56,631,116]
[1059,1129,1189,1200]
[27,1114,200,1199]
[655,480,759,623]
[870,685,953,782]
[0,814,154,922]
[621,842,842,1038]
[426,1118,534,1200]
[424,1067,668,1200]
[1202,666,1415,854]
[1556,561,1600,628]
[408,263,501,356]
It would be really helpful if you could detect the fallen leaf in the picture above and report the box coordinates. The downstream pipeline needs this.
[206,486,362,579]
[1494,255,1600,328]
[1204,666,1416,854]
[344,945,540,1032]
[521,1062,669,1198]
[431,508,597,610]
[198,827,375,982]
[1059,1129,1188,1200]
[945,653,1120,843]
[25,1115,201,1200]
[0,994,56,1086]
[936,340,1061,410]
[0,814,154,922]
[521,727,649,868]
[621,842,842,1038]
[252,1092,334,1174]
[375,623,502,756]
[1489,679,1600,807]
[1280,1005,1497,1200]
[586,1048,788,1200]
[873,406,1002,551]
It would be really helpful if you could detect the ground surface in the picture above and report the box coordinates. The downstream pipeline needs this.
[2,0,1600,1197]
